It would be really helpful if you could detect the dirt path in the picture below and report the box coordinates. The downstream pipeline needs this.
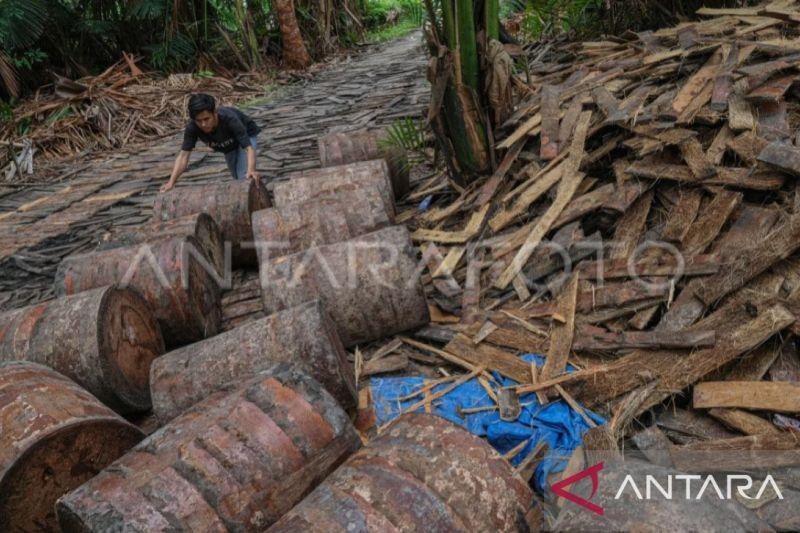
[0,33,429,311]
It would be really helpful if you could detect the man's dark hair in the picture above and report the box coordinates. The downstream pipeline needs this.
[188,93,215,119]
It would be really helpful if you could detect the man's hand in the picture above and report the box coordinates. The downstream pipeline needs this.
[160,181,175,193]
[247,170,259,183]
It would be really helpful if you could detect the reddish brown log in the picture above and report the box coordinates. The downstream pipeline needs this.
[99,213,224,276]
[275,159,395,218]
[151,301,356,423]
[0,362,144,531]
[55,236,221,349]
[56,364,361,532]
[0,287,164,412]
[152,179,270,267]
[318,129,409,198]
[270,413,536,532]
[252,188,390,261]
[261,226,429,346]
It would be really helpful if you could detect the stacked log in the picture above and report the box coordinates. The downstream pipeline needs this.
[150,300,356,423]
[273,160,395,219]
[269,413,536,532]
[0,286,164,412]
[251,187,391,262]
[98,213,224,276]
[318,129,410,199]
[56,364,361,532]
[260,225,429,346]
[152,178,270,267]
[55,236,221,348]
[0,362,144,531]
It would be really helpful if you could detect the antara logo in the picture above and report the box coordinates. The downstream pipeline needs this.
[614,474,784,501]
[550,463,784,517]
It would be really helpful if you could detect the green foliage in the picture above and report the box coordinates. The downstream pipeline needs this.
[11,49,47,71]
[381,116,426,153]
[521,0,602,39]
[0,0,48,50]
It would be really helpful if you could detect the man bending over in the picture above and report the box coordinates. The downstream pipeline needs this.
[161,93,260,192]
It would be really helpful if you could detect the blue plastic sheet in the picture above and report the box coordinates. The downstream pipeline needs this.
[370,354,605,492]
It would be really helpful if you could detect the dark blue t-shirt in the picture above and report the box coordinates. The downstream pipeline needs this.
[181,107,260,153]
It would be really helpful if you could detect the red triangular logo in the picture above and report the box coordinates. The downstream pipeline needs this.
[551,461,604,516]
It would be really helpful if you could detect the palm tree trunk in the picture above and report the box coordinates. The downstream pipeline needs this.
[274,0,313,69]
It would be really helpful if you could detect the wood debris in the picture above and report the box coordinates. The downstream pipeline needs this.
[377,1,800,482]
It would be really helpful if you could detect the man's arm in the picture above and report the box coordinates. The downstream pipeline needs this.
[245,145,258,181]
[160,150,191,192]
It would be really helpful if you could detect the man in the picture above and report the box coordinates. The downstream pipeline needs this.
[161,93,260,192]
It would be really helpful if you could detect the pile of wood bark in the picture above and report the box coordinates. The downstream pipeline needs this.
[355,0,800,498]
[0,56,266,175]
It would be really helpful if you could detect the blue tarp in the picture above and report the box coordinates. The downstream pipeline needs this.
[370,353,605,492]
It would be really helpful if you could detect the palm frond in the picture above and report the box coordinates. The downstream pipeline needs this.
[0,0,48,50]
[0,50,19,97]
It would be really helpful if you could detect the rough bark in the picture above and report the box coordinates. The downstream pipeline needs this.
[151,301,356,422]
[0,362,143,532]
[0,287,164,412]
[270,413,536,532]
[57,364,361,532]
[55,236,221,349]
[260,226,430,346]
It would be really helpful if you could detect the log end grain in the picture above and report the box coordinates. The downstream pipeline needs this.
[0,362,144,532]
[99,287,165,411]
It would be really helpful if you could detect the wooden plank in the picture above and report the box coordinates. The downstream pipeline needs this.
[558,97,583,148]
[711,204,779,254]
[495,111,593,289]
[553,181,645,229]
[681,190,742,254]
[657,408,737,440]
[611,188,653,260]
[736,52,800,77]
[757,100,790,141]
[705,124,735,165]
[746,73,796,102]
[627,161,784,190]
[662,188,703,242]
[708,408,781,435]
[476,138,526,206]
[527,282,668,316]
[489,164,564,232]
[711,43,738,111]
[679,136,716,178]
[573,325,715,351]
[728,79,756,131]
[498,110,541,150]
[695,214,800,305]
[444,333,531,384]
[726,131,768,163]
[670,433,800,472]
[411,203,490,243]
[592,86,620,122]
[757,140,800,175]
[572,304,795,408]
[540,273,579,381]
[667,48,723,119]
[694,381,800,413]
[577,254,719,280]
[540,85,560,160]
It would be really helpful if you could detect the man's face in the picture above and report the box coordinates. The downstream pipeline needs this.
[194,110,218,134]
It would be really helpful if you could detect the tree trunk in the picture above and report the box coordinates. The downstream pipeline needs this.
[275,0,313,69]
